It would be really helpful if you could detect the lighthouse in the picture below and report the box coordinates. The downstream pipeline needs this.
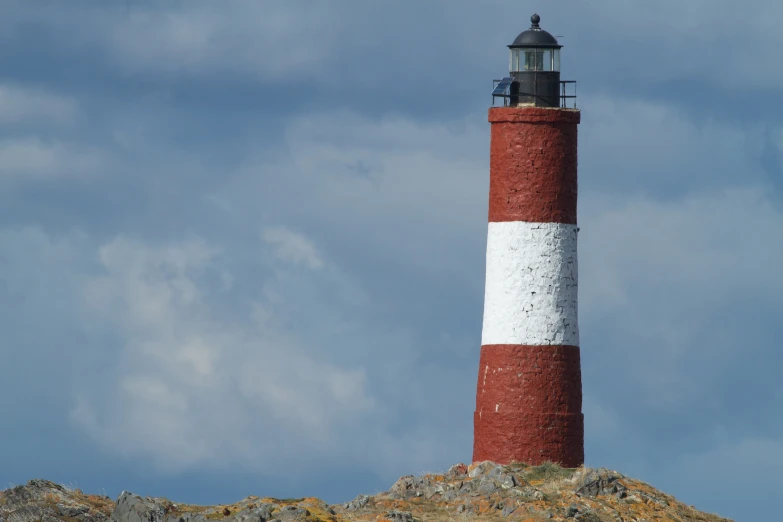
[472,14,583,468]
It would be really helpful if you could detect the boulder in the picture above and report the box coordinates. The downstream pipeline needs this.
[468,461,496,478]
[269,506,309,521]
[574,469,627,498]
[111,493,165,522]
[382,511,414,522]
[342,494,370,511]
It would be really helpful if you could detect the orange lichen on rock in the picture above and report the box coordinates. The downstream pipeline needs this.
[0,463,731,522]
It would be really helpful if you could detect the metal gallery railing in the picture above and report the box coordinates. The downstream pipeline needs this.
[491,79,577,109]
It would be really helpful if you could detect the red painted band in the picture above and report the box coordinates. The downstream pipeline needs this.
[475,344,582,415]
[472,411,584,468]
[488,107,579,224]
[473,344,583,467]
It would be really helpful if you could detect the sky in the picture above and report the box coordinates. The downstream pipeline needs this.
[1,1,782,520]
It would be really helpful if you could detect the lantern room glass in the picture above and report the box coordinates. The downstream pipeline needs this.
[510,48,560,72]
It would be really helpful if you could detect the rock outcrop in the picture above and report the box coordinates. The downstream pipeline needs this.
[0,462,731,522]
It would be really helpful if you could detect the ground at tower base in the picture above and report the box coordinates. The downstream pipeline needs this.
[1,463,731,522]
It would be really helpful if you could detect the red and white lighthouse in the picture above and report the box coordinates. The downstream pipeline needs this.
[472,14,583,468]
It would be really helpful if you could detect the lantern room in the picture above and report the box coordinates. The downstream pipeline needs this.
[509,16,560,74]
[492,14,575,108]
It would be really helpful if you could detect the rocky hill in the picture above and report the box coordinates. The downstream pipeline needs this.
[0,462,730,522]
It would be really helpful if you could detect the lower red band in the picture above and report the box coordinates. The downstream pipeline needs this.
[472,411,584,467]
[473,344,584,467]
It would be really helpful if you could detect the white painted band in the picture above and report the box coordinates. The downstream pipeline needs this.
[481,221,579,346]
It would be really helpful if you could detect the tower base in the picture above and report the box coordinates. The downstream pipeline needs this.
[473,411,584,467]
[472,344,584,467]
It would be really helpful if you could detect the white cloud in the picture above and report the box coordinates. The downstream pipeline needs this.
[579,185,783,411]
[224,111,490,294]
[58,102,781,481]
[0,226,91,317]
[0,1,351,80]
[581,186,783,318]
[531,1,783,91]
[107,1,783,90]
[104,2,344,79]
[262,226,324,270]
[579,95,764,194]
[3,0,783,95]
[222,104,783,442]
[0,137,105,179]
[68,231,417,474]
[0,84,76,124]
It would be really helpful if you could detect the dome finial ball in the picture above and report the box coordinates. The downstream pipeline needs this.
[531,13,541,26]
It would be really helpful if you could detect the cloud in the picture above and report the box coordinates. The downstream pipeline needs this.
[0,137,105,179]
[262,227,324,270]
[101,2,345,79]
[221,111,490,296]
[64,227,464,476]
[0,226,91,313]
[216,104,783,465]
[581,185,783,316]
[101,0,783,92]
[0,84,98,182]
[579,184,783,451]
[0,87,778,517]
[20,96,772,506]
[579,95,765,196]
[0,84,76,124]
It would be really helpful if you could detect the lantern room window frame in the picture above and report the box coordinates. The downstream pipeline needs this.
[510,48,560,72]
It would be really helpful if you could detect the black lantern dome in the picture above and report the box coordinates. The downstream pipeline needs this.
[506,14,563,107]
[509,14,562,49]
[491,14,576,108]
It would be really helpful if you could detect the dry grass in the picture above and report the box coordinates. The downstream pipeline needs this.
[503,461,577,484]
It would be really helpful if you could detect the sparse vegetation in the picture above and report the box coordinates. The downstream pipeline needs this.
[0,468,733,522]
[522,461,576,483]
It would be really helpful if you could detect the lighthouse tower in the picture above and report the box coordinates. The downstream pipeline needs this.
[472,14,583,468]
